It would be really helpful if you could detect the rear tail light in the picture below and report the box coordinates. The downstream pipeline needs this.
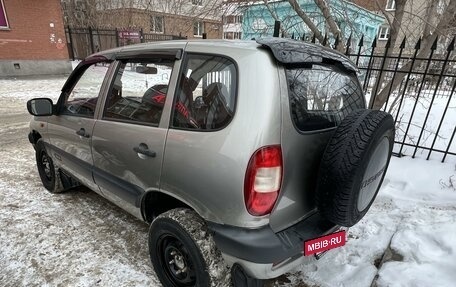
[244,145,283,216]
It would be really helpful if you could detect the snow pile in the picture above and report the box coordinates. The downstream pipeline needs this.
[283,156,456,287]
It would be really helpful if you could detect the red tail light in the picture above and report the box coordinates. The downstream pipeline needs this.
[244,145,283,216]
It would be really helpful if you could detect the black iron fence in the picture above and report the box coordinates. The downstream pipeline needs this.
[273,22,455,162]
[65,26,186,60]
[346,36,455,163]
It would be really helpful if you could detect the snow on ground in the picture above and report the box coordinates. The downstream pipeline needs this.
[366,88,456,161]
[282,157,456,287]
[0,75,455,287]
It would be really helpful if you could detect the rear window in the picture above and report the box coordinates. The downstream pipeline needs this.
[286,64,365,131]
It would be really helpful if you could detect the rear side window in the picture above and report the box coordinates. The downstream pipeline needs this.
[286,64,365,131]
[171,54,236,131]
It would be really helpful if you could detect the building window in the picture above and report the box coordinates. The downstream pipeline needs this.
[386,0,396,10]
[151,16,164,33]
[378,26,390,40]
[0,0,9,28]
[192,0,203,6]
[223,32,242,40]
[224,15,243,24]
[193,21,204,36]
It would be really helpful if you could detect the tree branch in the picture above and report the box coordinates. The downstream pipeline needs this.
[373,0,456,109]
[286,0,324,42]
[313,0,342,40]
[263,0,289,37]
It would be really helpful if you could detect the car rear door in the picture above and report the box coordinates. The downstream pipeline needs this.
[91,52,181,219]
[47,58,113,191]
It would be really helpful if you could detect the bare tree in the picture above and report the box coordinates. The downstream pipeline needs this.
[372,0,456,109]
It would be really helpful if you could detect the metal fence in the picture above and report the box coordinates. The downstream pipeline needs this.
[346,36,455,163]
[273,22,455,162]
[65,26,186,60]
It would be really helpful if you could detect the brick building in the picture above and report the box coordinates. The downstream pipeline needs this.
[62,0,223,39]
[0,0,71,76]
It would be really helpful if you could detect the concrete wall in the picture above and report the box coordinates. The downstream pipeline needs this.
[0,0,72,76]
[0,60,72,77]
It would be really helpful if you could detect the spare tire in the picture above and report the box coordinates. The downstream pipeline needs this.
[316,109,394,227]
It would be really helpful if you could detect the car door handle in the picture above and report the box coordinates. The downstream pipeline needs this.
[133,143,156,158]
[76,128,90,138]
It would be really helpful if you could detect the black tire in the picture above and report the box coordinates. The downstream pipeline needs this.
[35,140,64,193]
[316,109,394,227]
[149,208,230,287]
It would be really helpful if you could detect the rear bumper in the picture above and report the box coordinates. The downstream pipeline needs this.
[208,212,341,279]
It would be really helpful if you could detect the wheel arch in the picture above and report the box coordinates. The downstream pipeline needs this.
[141,191,192,223]
[29,130,42,145]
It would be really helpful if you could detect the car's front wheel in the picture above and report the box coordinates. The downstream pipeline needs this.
[149,208,230,287]
[35,140,64,193]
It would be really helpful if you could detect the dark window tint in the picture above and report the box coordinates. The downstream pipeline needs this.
[62,63,111,117]
[103,60,173,126]
[171,54,236,131]
[286,64,365,131]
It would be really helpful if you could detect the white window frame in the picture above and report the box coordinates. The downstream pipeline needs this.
[385,0,396,11]
[151,15,164,33]
[378,26,390,40]
[0,0,9,29]
[193,21,204,37]
[192,0,203,6]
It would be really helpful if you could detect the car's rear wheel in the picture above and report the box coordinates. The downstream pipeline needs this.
[149,208,230,287]
[316,109,395,227]
[35,140,64,193]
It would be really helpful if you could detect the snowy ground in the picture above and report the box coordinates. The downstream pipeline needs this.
[0,75,455,287]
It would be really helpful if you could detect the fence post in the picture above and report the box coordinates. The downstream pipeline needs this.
[369,38,391,109]
[398,37,438,157]
[442,127,456,163]
[273,21,280,37]
[383,37,406,111]
[115,28,120,47]
[344,33,352,55]
[393,38,420,132]
[88,27,95,54]
[362,36,377,93]
[66,26,75,61]
[415,37,455,159]
[140,28,145,43]
[334,34,339,50]
[355,35,364,66]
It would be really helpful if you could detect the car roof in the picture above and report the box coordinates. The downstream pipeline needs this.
[85,38,357,73]
[90,40,262,61]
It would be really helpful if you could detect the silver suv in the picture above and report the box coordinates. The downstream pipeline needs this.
[27,38,394,287]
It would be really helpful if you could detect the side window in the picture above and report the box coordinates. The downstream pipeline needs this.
[103,59,174,126]
[62,63,111,117]
[172,54,237,130]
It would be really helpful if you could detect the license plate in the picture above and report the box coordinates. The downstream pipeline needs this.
[304,230,346,256]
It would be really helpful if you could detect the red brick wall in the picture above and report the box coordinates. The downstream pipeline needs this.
[0,0,69,60]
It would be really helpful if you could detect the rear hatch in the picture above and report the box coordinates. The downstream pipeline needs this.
[256,38,366,232]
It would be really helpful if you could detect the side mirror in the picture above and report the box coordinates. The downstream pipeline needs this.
[136,66,158,74]
[27,98,53,116]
